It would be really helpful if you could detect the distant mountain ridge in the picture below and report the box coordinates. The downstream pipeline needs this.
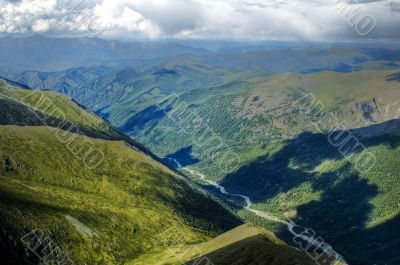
[0,35,212,72]
[1,35,400,74]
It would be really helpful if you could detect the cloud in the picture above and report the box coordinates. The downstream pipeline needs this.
[0,0,58,33]
[389,1,400,12]
[0,0,399,41]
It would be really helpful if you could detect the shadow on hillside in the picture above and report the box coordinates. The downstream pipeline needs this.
[118,105,168,136]
[164,146,200,168]
[218,120,400,265]
[0,97,119,141]
[0,184,92,265]
[275,164,400,265]
[274,164,376,264]
[221,120,400,202]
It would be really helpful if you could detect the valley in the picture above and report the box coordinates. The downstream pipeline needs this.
[0,35,399,265]
[0,77,324,265]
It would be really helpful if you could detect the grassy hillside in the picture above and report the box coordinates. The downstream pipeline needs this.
[0,81,245,264]
[0,126,243,265]
[0,78,170,165]
[0,78,333,265]
[4,54,400,265]
[154,224,320,265]
[0,78,119,139]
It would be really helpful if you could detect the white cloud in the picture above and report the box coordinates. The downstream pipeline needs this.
[32,19,52,32]
[0,0,399,40]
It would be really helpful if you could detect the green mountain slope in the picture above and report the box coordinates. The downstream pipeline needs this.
[0,125,242,265]
[158,224,322,265]
[5,63,400,264]
[0,79,328,265]
[29,66,399,180]
[0,80,244,264]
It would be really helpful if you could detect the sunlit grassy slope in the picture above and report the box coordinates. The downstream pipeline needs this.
[150,224,319,265]
[0,80,325,265]
[0,125,242,265]
[0,81,244,264]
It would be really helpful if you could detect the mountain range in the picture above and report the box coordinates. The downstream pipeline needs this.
[0,77,332,265]
[0,35,399,265]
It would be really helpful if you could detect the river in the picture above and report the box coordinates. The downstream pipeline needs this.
[178,163,345,264]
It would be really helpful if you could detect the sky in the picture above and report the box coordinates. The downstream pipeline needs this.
[0,0,399,41]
